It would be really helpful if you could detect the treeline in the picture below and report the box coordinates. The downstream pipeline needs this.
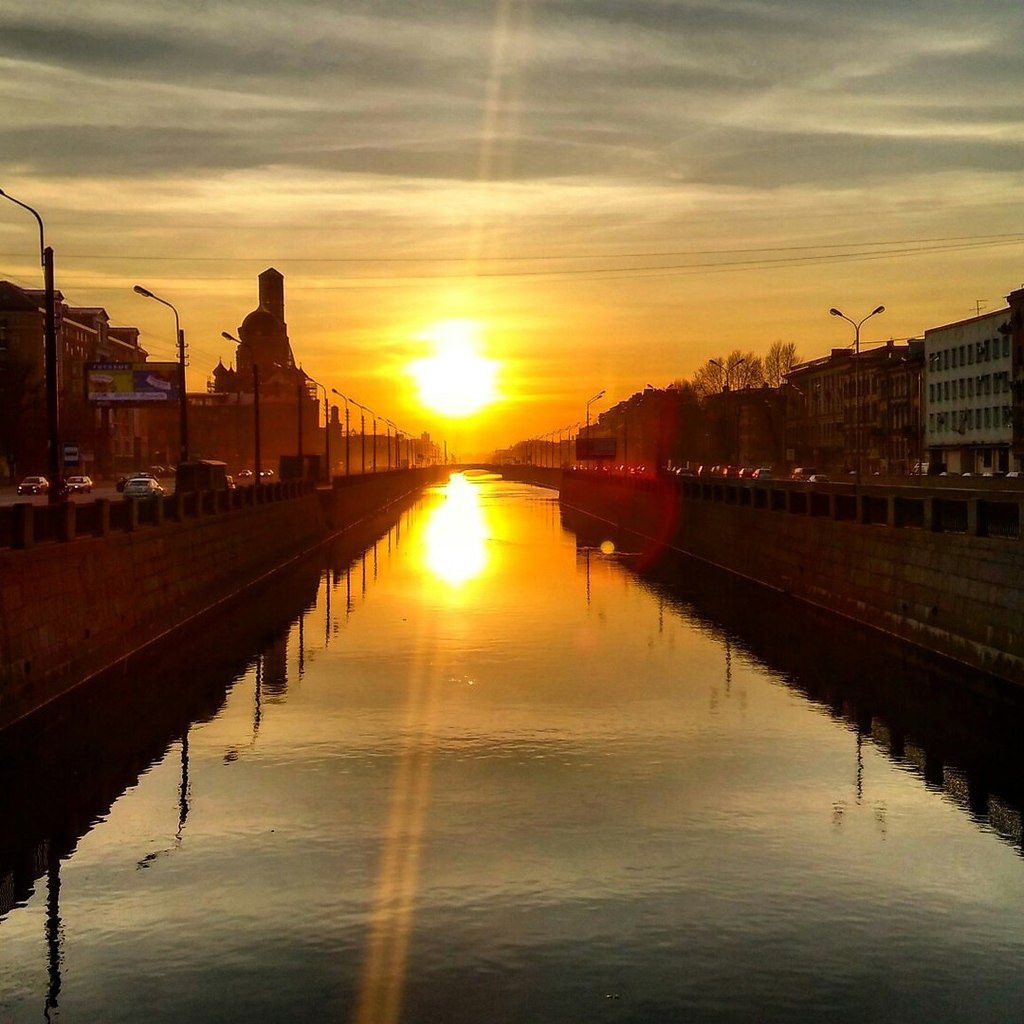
[673,341,800,399]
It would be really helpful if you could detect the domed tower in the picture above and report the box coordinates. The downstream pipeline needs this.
[234,268,294,385]
[211,357,237,393]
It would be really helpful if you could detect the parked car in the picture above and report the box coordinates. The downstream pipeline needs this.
[237,469,254,480]
[122,477,165,500]
[117,471,155,492]
[751,468,773,480]
[64,475,93,494]
[790,467,818,481]
[16,475,49,495]
[807,473,830,483]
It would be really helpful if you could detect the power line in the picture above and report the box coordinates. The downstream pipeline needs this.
[19,235,1024,289]
[0,231,1021,266]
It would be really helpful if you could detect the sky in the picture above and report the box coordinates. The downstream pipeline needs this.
[1,0,1022,455]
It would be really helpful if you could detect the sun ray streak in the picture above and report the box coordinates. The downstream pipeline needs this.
[353,631,444,1024]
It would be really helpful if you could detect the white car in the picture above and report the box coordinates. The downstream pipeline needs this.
[122,477,165,500]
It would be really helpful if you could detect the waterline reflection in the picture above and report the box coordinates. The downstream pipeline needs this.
[422,474,489,587]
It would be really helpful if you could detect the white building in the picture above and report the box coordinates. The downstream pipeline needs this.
[924,307,1013,474]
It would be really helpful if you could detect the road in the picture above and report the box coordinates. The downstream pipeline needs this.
[0,480,177,507]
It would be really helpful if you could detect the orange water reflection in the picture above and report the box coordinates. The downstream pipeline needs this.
[422,473,490,587]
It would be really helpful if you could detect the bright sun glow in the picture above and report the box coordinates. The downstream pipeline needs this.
[409,319,499,417]
[423,474,489,586]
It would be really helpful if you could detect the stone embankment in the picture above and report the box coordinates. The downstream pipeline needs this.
[0,469,447,730]
[559,471,1024,686]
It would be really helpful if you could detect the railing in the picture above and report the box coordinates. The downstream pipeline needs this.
[567,470,1024,542]
[0,479,318,550]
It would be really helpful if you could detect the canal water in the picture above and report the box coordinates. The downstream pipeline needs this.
[3,475,1024,1023]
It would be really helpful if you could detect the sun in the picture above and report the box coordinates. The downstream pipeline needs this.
[409,319,499,417]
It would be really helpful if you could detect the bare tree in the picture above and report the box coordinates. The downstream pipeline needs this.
[763,341,800,388]
[692,350,763,398]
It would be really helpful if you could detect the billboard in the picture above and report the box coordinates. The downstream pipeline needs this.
[85,362,180,404]
[576,436,617,460]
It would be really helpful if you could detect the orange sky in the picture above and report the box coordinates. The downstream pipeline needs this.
[1,0,1022,455]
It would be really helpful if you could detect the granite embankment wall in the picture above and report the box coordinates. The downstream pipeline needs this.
[0,468,445,730]
[560,471,1024,685]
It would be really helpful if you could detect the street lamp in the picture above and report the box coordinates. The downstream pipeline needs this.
[273,361,304,457]
[1,188,60,501]
[331,389,352,475]
[134,284,188,465]
[363,405,378,472]
[830,305,885,484]
[585,390,605,469]
[222,331,260,481]
[387,420,398,471]
[349,399,371,474]
[306,372,331,482]
[709,357,745,391]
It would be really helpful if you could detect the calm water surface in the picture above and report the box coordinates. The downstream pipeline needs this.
[3,476,1024,1022]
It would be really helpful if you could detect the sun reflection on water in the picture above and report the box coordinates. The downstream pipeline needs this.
[423,473,490,586]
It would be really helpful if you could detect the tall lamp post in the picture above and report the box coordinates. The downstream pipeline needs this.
[830,305,885,485]
[709,356,745,391]
[350,400,370,474]
[710,358,746,463]
[585,389,605,469]
[364,405,378,472]
[331,389,352,475]
[306,373,330,482]
[134,284,188,464]
[222,332,260,481]
[387,420,398,471]
[1,188,60,501]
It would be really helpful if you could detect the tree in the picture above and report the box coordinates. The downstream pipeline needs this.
[763,341,800,388]
[691,350,764,398]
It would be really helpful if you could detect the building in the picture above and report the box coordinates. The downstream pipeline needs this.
[1004,286,1024,470]
[0,281,147,479]
[146,268,323,473]
[786,340,923,476]
[924,307,1013,474]
[702,385,786,470]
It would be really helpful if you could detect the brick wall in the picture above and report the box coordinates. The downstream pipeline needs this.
[0,469,447,730]
[561,472,1024,685]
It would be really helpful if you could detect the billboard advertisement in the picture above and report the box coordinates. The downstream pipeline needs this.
[85,362,180,404]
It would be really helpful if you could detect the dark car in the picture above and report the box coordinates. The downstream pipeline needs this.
[16,475,49,495]
[64,475,93,494]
